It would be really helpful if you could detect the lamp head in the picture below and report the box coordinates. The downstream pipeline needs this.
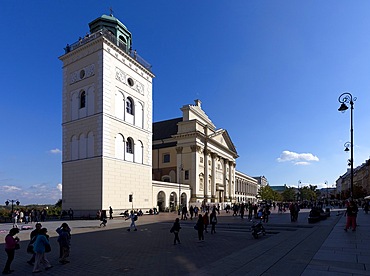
[344,147,350,152]
[338,103,348,111]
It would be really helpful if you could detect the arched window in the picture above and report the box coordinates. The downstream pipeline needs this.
[126,137,134,154]
[126,97,134,115]
[115,134,124,160]
[80,91,86,109]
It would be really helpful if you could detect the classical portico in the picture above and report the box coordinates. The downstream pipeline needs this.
[153,99,239,207]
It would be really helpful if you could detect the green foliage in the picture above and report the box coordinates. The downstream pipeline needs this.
[282,187,296,201]
[299,186,317,201]
[258,185,281,201]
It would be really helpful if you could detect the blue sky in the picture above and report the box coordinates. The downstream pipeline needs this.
[1,1,370,204]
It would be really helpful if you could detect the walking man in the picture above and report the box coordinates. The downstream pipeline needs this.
[126,211,137,231]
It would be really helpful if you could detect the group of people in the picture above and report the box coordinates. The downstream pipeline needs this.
[2,222,71,274]
[10,209,48,228]
[171,207,219,245]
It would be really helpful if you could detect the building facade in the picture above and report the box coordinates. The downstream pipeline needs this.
[153,100,259,209]
[60,15,154,215]
[60,15,259,215]
[336,159,370,198]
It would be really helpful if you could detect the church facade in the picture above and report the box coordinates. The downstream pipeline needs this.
[60,14,259,216]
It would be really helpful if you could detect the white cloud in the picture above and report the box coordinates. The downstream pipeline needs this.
[0,185,22,192]
[294,161,310,166]
[49,148,61,154]
[277,150,319,165]
[57,183,62,192]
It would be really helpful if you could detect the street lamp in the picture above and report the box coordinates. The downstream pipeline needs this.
[297,180,301,201]
[325,181,328,203]
[338,92,356,199]
[5,199,20,213]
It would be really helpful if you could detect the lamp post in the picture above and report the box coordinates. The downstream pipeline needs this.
[298,180,301,201]
[338,92,356,199]
[325,181,328,204]
[5,199,20,213]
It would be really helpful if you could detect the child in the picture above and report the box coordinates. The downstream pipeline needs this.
[170,218,181,245]
[56,223,71,264]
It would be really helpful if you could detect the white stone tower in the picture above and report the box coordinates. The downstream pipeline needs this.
[59,14,154,216]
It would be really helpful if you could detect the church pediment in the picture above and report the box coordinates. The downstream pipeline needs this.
[209,129,237,156]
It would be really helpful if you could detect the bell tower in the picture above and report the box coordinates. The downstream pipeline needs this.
[59,14,154,216]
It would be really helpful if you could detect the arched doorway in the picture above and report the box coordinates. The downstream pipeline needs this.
[180,192,187,207]
[169,192,177,211]
[157,191,166,212]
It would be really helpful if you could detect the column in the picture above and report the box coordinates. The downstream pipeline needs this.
[176,146,183,207]
[211,153,217,202]
[222,159,230,202]
[204,149,211,201]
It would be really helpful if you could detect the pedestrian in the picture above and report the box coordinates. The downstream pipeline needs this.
[2,228,20,274]
[181,205,188,220]
[68,208,74,220]
[27,222,42,266]
[203,212,209,233]
[189,205,194,220]
[170,218,181,245]
[56,223,71,264]
[24,209,30,224]
[99,210,107,227]
[263,205,271,223]
[210,210,217,234]
[125,211,137,231]
[11,210,18,228]
[344,200,358,232]
[196,214,204,241]
[109,206,113,219]
[32,228,53,273]
[248,203,253,221]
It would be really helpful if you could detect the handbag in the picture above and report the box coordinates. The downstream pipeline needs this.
[194,224,198,230]
[14,243,20,250]
[45,244,51,253]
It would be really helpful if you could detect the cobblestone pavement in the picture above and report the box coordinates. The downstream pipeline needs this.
[0,208,368,275]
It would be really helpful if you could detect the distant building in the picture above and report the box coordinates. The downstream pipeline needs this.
[336,158,370,197]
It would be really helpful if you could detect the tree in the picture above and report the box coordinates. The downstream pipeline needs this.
[258,185,275,201]
[282,187,296,202]
[300,186,317,201]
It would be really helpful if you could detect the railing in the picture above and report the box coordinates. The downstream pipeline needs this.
[64,28,152,72]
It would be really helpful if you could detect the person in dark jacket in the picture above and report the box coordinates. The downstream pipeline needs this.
[170,218,181,245]
[56,223,71,264]
[196,214,204,241]
[210,210,218,234]
[2,228,20,274]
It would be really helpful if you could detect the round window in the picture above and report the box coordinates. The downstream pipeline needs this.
[127,78,134,87]
[80,69,85,79]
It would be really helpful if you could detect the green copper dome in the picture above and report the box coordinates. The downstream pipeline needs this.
[89,14,132,51]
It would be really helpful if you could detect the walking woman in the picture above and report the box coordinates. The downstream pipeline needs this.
[210,210,218,234]
[2,228,20,274]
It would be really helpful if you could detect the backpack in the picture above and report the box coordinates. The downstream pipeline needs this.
[134,215,138,221]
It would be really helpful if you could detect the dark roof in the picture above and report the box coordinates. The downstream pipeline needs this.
[153,117,182,140]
